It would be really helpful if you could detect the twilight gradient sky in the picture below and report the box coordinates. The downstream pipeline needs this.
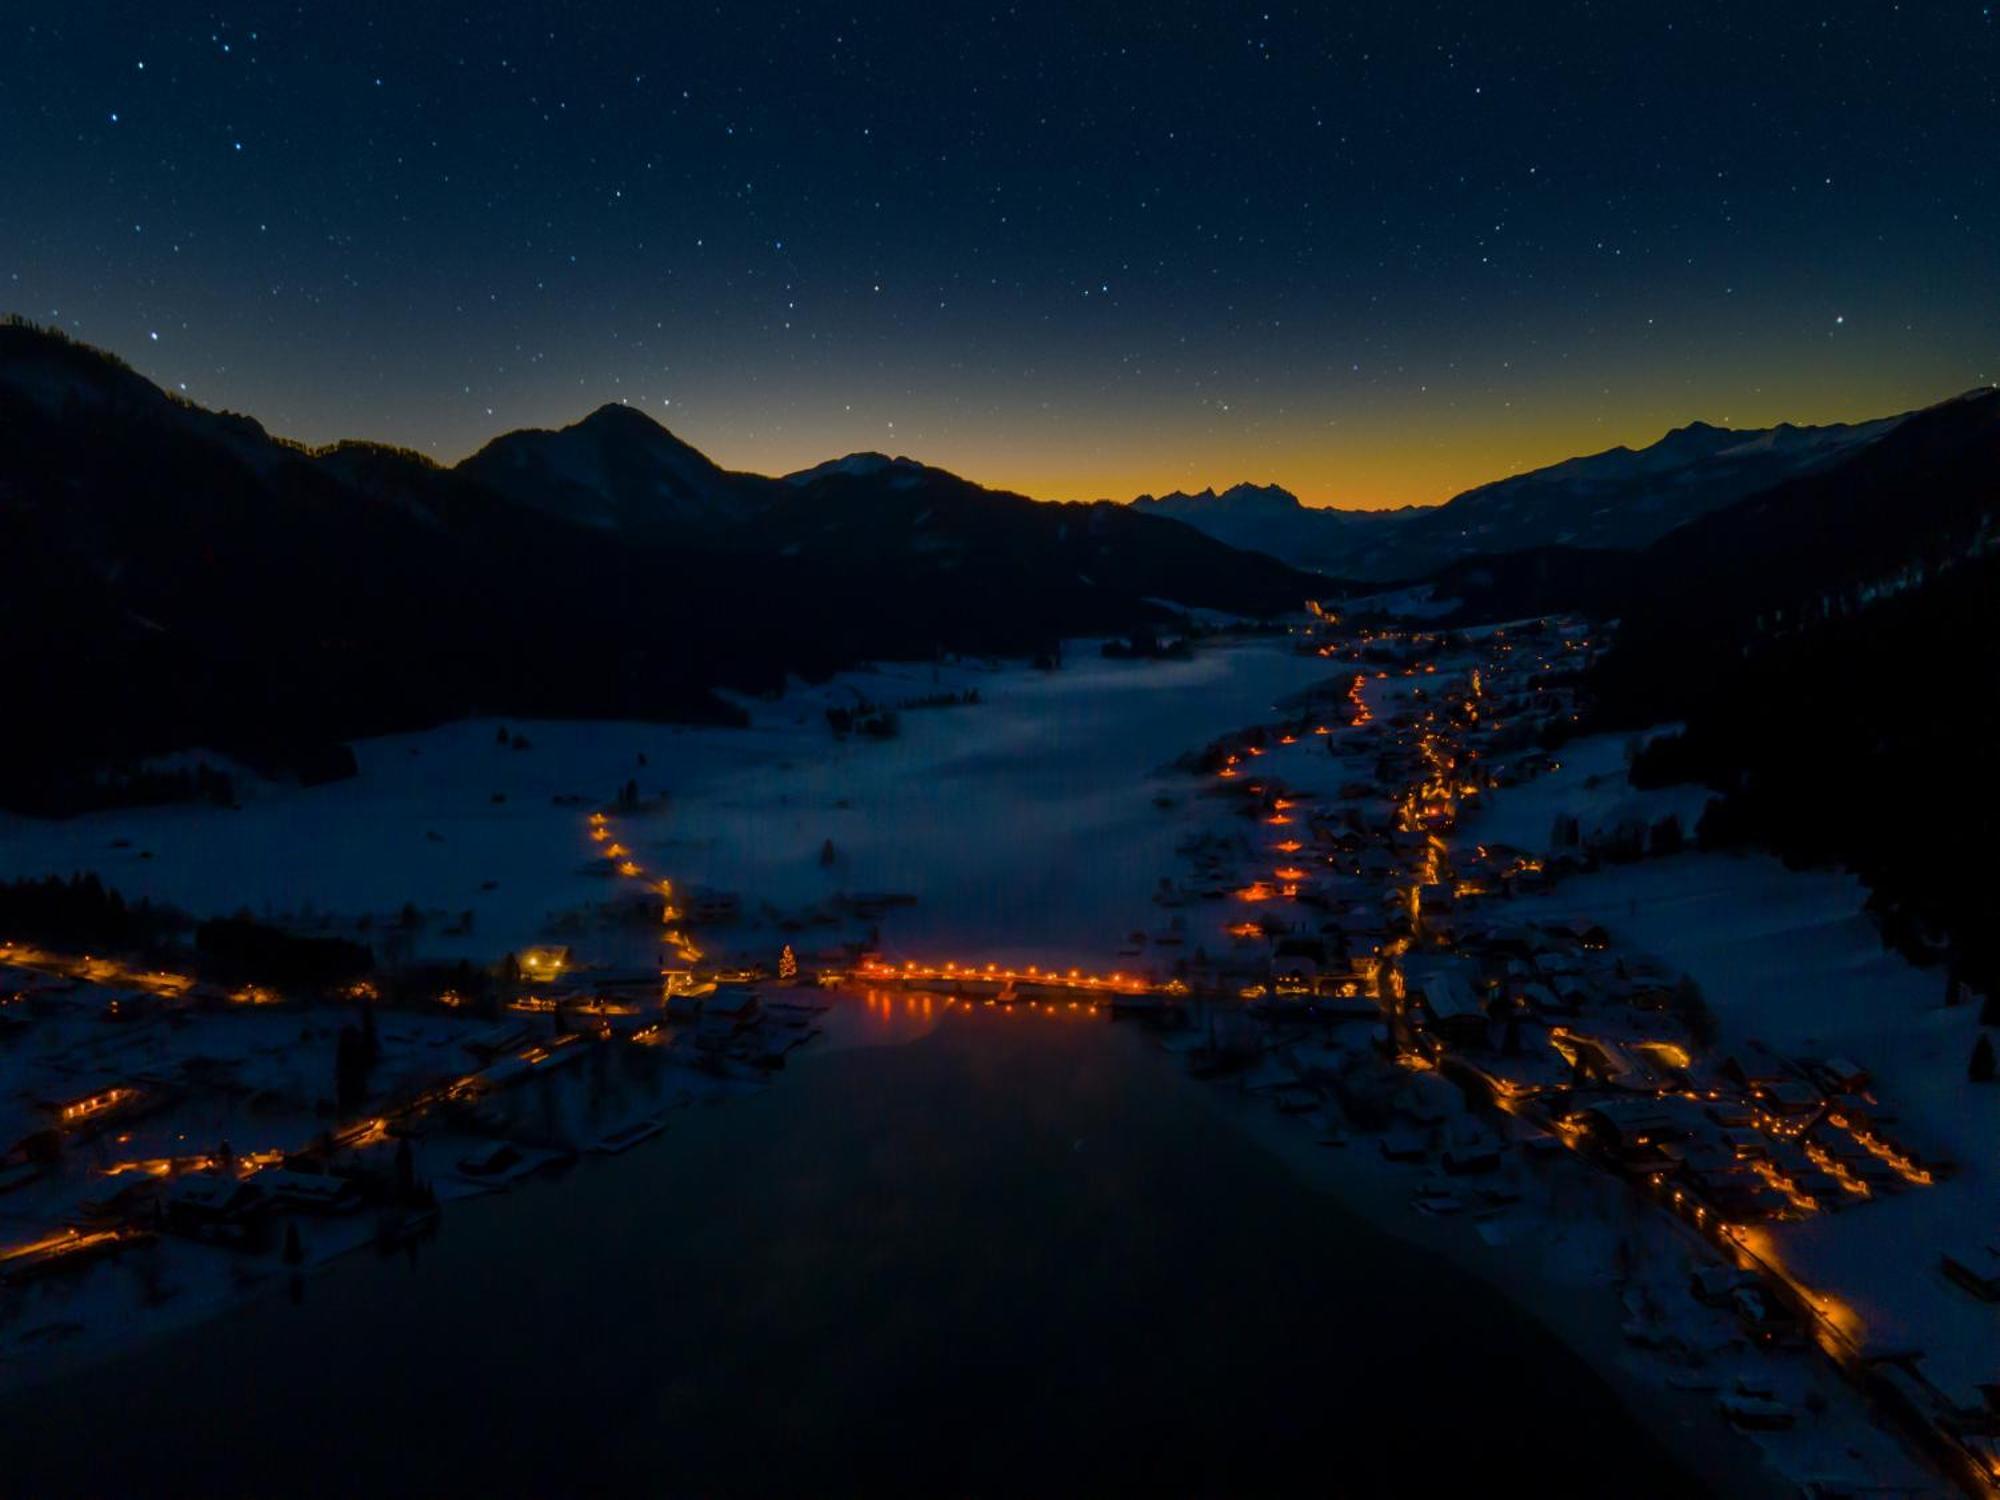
[6,2,1997,506]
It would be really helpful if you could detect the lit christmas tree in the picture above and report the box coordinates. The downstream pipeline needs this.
[778,944,798,981]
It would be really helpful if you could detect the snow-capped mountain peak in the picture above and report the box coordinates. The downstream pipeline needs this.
[783,451,928,486]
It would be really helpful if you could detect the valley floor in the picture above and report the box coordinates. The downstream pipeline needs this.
[0,625,1991,1496]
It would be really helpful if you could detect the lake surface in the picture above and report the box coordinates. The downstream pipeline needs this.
[0,1005,1713,1497]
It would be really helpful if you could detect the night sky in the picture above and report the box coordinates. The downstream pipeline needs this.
[7,3,1996,505]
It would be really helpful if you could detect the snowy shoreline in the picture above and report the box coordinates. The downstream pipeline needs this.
[1180,1028,1932,1497]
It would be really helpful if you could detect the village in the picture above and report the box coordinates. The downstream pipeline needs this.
[0,826,837,1377]
[1115,615,1999,1498]
[0,617,1994,1496]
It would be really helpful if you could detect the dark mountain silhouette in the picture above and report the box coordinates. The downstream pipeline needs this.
[1361,387,1996,628]
[1380,384,2000,978]
[1575,387,2000,981]
[457,403,773,535]
[1599,389,1998,653]
[0,321,1324,813]
[1135,412,1907,579]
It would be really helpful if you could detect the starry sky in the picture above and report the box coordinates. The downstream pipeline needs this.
[7,3,1997,507]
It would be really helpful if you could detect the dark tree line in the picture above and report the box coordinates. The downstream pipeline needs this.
[196,915,373,989]
[0,873,182,950]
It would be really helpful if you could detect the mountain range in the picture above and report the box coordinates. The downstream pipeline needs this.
[1577,383,2000,980]
[1132,412,1906,580]
[4,315,1993,840]
[1424,385,2000,631]
[0,321,1321,811]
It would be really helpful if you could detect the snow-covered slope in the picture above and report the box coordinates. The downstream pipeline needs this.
[783,451,928,487]
[1423,415,1904,556]
[1134,413,1909,581]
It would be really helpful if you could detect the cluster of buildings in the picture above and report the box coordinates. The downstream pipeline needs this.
[0,873,823,1361]
[1169,617,1999,1494]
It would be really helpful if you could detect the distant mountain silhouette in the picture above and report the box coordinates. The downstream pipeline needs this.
[1597,386,2000,676]
[0,320,1324,811]
[1134,413,1907,579]
[1386,383,2000,981]
[1131,483,1409,577]
[1421,386,1998,626]
[1143,482,1314,519]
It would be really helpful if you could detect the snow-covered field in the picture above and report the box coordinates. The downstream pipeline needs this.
[1463,726,1714,852]
[0,639,1337,976]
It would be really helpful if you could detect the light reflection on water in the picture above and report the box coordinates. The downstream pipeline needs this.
[0,1003,1715,1499]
